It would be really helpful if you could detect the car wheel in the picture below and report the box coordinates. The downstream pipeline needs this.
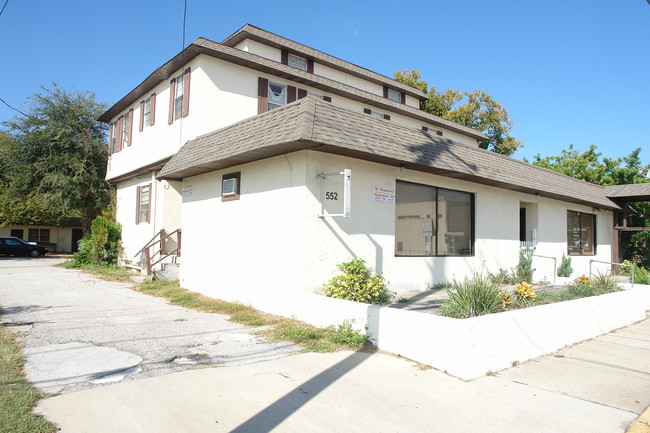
[29,249,42,257]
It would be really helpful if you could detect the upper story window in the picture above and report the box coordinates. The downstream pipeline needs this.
[268,82,287,111]
[567,210,596,255]
[281,50,314,73]
[140,94,156,131]
[174,75,184,121]
[288,53,308,71]
[168,68,191,125]
[384,86,405,104]
[109,122,117,154]
[122,112,131,147]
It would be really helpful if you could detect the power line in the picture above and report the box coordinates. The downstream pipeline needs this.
[0,96,28,117]
[0,0,9,17]
[182,0,187,49]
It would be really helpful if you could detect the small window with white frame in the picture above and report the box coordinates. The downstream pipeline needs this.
[143,97,152,128]
[268,82,287,111]
[222,172,241,202]
[174,74,184,121]
[287,53,308,71]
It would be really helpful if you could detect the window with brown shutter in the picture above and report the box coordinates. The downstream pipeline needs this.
[168,77,176,125]
[298,89,307,99]
[116,117,124,152]
[287,86,297,103]
[258,77,269,114]
[139,101,145,132]
[182,67,191,118]
[127,109,134,145]
[322,96,332,103]
[150,93,156,126]
[108,123,114,155]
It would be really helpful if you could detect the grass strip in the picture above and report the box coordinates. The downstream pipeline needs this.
[0,313,57,433]
[60,261,136,282]
[135,279,368,352]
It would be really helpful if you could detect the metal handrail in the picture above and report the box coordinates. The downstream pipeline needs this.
[532,254,557,284]
[589,259,635,289]
[135,229,182,276]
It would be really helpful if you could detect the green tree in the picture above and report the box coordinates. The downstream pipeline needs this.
[394,69,522,156]
[529,145,650,266]
[1,84,110,232]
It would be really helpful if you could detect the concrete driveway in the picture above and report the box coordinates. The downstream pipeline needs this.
[2,257,649,432]
[0,256,296,394]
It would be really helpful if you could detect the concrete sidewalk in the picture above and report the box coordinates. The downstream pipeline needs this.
[36,315,650,433]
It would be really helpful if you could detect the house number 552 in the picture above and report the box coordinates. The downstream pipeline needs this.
[325,192,338,200]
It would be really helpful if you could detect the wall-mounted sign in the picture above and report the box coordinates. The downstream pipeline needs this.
[373,186,395,203]
[182,185,193,197]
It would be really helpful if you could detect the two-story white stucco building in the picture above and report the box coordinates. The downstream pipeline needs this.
[100,24,647,303]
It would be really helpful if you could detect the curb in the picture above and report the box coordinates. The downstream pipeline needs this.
[627,407,650,433]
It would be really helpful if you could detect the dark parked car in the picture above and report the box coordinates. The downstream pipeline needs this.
[0,236,49,257]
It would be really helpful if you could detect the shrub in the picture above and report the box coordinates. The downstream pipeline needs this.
[634,266,650,285]
[441,274,503,318]
[324,258,392,305]
[489,269,517,285]
[514,249,535,283]
[591,272,622,294]
[566,275,595,298]
[69,216,122,266]
[557,254,573,278]
[514,282,537,301]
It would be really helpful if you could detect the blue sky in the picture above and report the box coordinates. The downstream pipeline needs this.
[1,0,648,165]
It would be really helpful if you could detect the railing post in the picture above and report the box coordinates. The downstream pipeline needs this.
[160,228,167,255]
[144,249,152,276]
[177,229,182,257]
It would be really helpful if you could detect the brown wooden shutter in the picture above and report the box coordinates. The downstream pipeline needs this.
[400,93,406,104]
[287,86,296,103]
[281,50,288,65]
[307,59,314,73]
[383,114,391,121]
[150,93,156,126]
[363,108,371,115]
[422,126,429,132]
[146,183,152,223]
[323,96,332,103]
[108,123,113,155]
[182,68,191,118]
[258,77,269,114]
[383,86,388,98]
[139,101,145,132]
[297,89,307,99]
[168,77,176,125]
[116,117,124,152]
[127,109,134,145]
[135,186,141,224]
[436,131,443,136]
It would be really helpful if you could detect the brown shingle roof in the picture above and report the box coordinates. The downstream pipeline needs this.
[604,183,650,201]
[221,24,428,101]
[99,30,484,141]
[159,97,619,210]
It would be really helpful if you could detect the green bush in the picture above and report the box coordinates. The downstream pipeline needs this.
[324,258,392,305]
[633,266,650,285]
[69,216,122,266]
[514,249,535,283]
[441,274,503,318]
[591,272,622,294]
[557,254,573,278]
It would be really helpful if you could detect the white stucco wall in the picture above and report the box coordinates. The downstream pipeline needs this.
[177,149,615,299]
[116,173,182,265]
[179,152,308,298]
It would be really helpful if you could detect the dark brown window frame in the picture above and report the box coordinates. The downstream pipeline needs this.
[221,172,241,202]
[567,210,597,256]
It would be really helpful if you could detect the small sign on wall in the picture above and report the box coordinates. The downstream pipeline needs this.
[182,185,193,197]
[373,186,395,203]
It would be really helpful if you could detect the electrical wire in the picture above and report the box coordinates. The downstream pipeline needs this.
[0,96,28,117]
[0,0,9,18]
[182,0,187,49]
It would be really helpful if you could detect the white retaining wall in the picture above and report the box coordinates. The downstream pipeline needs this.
[229,283,650,380]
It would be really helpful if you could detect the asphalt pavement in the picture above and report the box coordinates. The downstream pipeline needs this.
[1,256,649,432]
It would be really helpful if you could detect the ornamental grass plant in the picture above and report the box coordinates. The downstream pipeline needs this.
[441,274,504,319]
